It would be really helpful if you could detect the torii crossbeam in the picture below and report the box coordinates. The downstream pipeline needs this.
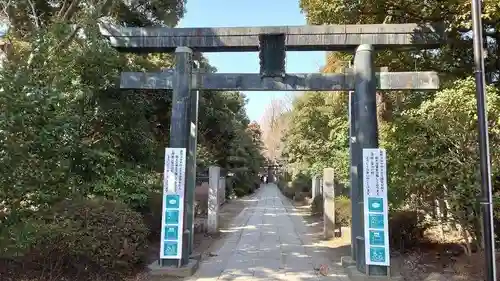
[120,71,439,91]
[99,22,445,52]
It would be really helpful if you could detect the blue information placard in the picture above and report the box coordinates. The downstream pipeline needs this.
[367,197,384,213]
[165,210,179,224]
[363,149,390,266]
[369,247,386,263]
[166,195,180,209]
[165,226,179,240]
[160,148,186,260]
[163,241,178,257]
[369,230,385,246]
[368,214,385,229]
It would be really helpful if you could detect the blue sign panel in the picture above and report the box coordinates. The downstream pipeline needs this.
[163,241,178,257]
[160,148,186,260]
[166,195,180,209]
[367,197,384,213]
[165,210,179,224]
[369,247,386,263]
[165,226,179,240]
[369,230,385,246]
[368,214,384,229]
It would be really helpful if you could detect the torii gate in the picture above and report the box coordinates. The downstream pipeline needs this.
[100,22,444,278]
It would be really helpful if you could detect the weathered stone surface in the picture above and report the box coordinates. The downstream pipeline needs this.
[323,168,336,239]
[346,265,403,281]
[207,166,220,234]
[148,258,199,278]
[312,176,321,199]
[99,22,445,52]
[120,71,440,91]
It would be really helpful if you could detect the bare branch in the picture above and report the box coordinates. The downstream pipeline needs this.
[51,24,81,54]
[58,0,69,18]
[0,0,13,24]
[27,0,40,29]
[98,0,114,16]
[62,0,81,21]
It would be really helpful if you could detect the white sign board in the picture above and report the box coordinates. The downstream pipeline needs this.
[160,148,186,259]
[363,148,390,266]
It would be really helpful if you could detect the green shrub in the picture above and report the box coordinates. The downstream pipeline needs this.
[389,210,429,251]
[335,196,351,227]
[225,177,235,199]
[92,168,161,210]
[0,197,149,279]
[232,171,257,197]
[291,173,312,194]
[294,191,308,202]
[139,191,163,240]
[282,182,295,199]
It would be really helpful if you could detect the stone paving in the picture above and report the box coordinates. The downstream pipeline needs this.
[187,183,350,281]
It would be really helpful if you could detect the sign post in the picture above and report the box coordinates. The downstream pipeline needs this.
[160,148,187,261]
[362,148,390,268]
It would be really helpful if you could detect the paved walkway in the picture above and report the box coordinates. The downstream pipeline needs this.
[188,184,349,281]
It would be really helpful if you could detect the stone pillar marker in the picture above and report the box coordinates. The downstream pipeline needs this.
[208,166,220,234]
[218,174,226,205]
[312,176,321,199]
[323,168,336,239]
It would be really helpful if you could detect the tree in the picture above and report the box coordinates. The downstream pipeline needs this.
[280,0,500,254]
[0,0,265,226]
[382,78,500,251]
[282,91,349,181]
[260,97,291,164]
[247,121,264,148]
[299,0,500,87]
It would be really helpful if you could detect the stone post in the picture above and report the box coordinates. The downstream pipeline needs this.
[312,176,322,199]
[218,176,226,205]
[208,166,220,233]
[323,168,336,239]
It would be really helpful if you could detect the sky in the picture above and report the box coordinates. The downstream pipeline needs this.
[178,0,325,122]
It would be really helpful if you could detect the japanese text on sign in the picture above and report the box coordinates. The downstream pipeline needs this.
[363,148,390,266]
[160,148,186,260]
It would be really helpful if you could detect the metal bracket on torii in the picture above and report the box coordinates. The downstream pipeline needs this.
[99,21,445,277]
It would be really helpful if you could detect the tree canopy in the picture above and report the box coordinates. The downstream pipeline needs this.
[278,0,500,251]
[0,0,265,225]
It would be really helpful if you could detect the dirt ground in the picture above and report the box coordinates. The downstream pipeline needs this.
[291,200,500,281]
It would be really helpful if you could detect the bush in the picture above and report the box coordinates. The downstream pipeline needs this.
[293,191,309,202]
[389,210,429,251]
[232,171,258,197]
[282,182,295,199]
[335,196,351,226]
[139,191,164,240]
[291,173,312,194]
[0,197,149,280]
[92,168,161,210]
